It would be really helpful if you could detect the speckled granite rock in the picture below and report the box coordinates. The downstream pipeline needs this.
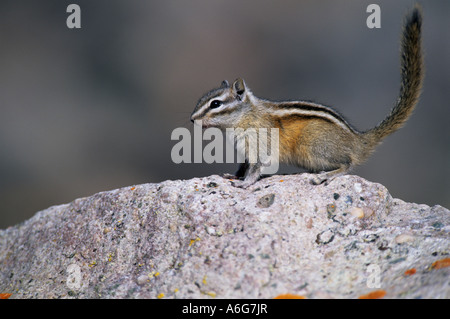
[0,174,449,299]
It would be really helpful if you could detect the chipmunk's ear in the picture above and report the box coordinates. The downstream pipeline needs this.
[232,78,247,100]
[220,80,229,88]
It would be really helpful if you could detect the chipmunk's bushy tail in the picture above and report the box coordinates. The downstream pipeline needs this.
[364,5,424,145]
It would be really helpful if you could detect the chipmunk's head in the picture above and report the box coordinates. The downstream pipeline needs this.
[191,78,254,129]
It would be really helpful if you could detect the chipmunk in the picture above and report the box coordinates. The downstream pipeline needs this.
[190,5,423,188]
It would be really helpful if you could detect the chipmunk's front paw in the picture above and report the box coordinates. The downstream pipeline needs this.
[229,166,261,189]
[230,179,253,189]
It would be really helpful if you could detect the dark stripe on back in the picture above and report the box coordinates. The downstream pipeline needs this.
[276,102,356,132]
[273,113,335,125]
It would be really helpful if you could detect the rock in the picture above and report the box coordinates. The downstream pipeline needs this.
[350,207,365,219]
[0,174,449,299]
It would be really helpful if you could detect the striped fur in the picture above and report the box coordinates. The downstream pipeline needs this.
[268,101,358,134]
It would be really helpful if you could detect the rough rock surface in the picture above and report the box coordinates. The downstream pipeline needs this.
[0,174,449,299]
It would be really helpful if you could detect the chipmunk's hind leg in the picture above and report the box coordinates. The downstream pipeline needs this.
[310,163,352,185]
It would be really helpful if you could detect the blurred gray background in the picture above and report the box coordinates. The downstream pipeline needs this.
[0,0,449,228]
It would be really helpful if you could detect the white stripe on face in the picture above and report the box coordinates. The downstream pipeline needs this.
[192,92,233,120]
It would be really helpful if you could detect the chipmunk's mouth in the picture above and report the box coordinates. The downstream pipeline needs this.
[194,120,213,129]
[191,119,223,130]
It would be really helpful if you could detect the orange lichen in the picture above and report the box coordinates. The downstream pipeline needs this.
[431,258,450,270]
[358,290,386,299]
[404,268,416,276]
[130,187,136,191]
[274,293,306,299]
[279,180,284,182]
[0,293,12,299]
[189,237,200,247]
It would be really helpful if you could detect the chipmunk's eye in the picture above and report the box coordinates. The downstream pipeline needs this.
[210,100,223,109]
